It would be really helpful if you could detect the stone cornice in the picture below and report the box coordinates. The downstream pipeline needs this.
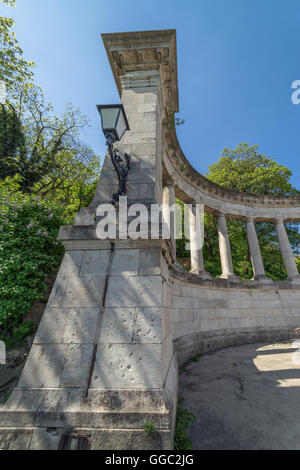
[163,126,300,210]
[102,29,179,114]
[163,126,300,220]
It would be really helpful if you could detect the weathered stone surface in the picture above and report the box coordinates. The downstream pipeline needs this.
[99,307,136,344]
[132,307,162,343]
[105,275,162,307]
[62,307,100,344]
[91,343,163,389]
[0,429,32,450]
[74,207,96,226]
[79,250,110,276]
[93,183,119,202]
[34,308,70,344]
[18,345,67,388]
[29,428,61,450]
[57,251,84,277]
[139,248,161,275]
[49,276,106,308]
[110,249,140,275]
[127,182,156,200]
[60,344,94,387]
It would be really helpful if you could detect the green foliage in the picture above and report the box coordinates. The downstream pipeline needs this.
[177,143,300,279]
[0,0,100,347]
[4,391,12,403]
[1,1,16,7]
[0,0,35,93]
[2,85,101,222]
[0,102,26,177]
[174,396,195,450]
[143,421,156,434]
[8,86,100,191]
[13,320,36,342]
[199,143,300,280]
[0,177,65,347]
[176,198,190,260]
[208,143,298,195]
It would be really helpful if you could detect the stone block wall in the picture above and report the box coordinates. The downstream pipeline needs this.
[171,274,300,366]
[0,67,178,450]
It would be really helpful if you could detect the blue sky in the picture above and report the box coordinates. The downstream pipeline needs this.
[2,0,300,186]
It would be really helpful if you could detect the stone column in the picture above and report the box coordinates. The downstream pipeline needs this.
[217,214,239,280]
[189,205,210,279]
[163,183,176,261]
[246,218,272,283]
[276,219,300,282]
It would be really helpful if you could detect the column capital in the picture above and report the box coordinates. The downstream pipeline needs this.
[163,177,175,187]
[216,212,226,221]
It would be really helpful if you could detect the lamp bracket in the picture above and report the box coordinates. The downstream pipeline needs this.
[104,130,131,204]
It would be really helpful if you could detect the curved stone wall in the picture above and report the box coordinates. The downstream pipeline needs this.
[171,271,300,366]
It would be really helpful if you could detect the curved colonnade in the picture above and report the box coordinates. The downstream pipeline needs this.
[163,126,300,283]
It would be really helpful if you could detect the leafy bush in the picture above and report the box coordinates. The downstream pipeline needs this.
[174,396,195,450]
[0,176,64,347]
[143,421,156,435]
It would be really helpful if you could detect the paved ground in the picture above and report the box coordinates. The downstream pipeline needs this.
[179,342,300,450]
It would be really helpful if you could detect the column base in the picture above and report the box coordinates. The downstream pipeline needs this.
[189,268,211,279]
[287,276,300,285]
[253,274,273,284]
[220,273,240,282]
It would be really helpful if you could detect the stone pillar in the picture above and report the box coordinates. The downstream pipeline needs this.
[217,214,239,280]
[276,219,300,283]
[189,205,210,279]
[163,183,176,261]
[0,30,178,451]
[246,218,272,283]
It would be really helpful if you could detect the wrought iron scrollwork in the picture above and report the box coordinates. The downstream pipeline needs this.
[105,131,131,204]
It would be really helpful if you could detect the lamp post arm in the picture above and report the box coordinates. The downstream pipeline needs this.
[104,130,131,204]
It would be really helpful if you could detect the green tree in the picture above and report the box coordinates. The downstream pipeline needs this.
[208,143,298,195]
[2,85,100,220]
[204,143,300,280]
[176,143,300,280]
[0,102,26,177]
[16,86,100,190]
[0,1,100,222]
[0,175,65,346]
[0,0,35,93]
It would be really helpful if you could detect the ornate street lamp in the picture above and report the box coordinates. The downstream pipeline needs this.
[97,104,130,203]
